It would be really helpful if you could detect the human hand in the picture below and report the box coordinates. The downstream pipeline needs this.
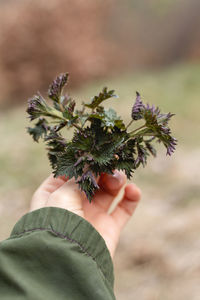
[30,171,141,258]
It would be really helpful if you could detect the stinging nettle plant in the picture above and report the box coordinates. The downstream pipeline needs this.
[27,73,177,201]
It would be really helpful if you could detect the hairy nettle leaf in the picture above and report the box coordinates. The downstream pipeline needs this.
[26,73,177,201]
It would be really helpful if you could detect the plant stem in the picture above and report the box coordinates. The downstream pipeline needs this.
[59,103,65,112]
[128,124,146,136]
[47,110,82,131]
[126,131,155,144]
[126,119,134,129]
[72,123,82,131]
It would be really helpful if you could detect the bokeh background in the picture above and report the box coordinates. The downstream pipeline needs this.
[0,0,200,299]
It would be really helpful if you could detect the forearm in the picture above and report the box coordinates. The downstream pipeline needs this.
[0,207,115,300]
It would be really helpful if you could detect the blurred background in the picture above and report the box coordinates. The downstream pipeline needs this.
[0,0,200,299]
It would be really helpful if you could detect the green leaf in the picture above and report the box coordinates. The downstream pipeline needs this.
[116,159,135,179]
[92,137,124,166]
[72,129,94,151]
[62,109,74,120]
[27,118,49,142]
[88,108,125,130]
[78,171,99,202]
[46,132,67,168]
[54,147,78,179]
[27,94,49,121]
[26,72,177,202]
[145,141,157,157]
[103,108,120,127]
[84,87,117,109]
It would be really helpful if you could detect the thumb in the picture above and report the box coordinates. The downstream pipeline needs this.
[46,178,85,217]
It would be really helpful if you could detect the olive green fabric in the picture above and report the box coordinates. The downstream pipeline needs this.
[0,207,115,300]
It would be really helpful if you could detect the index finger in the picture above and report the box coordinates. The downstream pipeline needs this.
[30,174,68,211]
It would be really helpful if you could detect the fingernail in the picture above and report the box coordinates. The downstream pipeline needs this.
[106,171,124,189]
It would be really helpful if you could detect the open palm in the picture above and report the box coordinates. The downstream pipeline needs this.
[30,171,141,257]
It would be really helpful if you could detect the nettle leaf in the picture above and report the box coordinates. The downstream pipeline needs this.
[84,87,117,109]
[88,108,125,130]
[131,92,144,120]
[145,141,157,157]
[27,94,49,121]
[62,109,78,125]
[116,159,135,179]
[27,118,49,142]
[78,171,99,202]
[103,108,125,129]
[72,129,95,151]
[48,73,69,102]
[27,73,177,201]
[54,147,78,179]
[45,132,67,168]
[92,136,125,166]
[135,142,149,167]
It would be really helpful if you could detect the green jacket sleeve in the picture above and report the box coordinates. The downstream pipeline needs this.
[0,207,115,300]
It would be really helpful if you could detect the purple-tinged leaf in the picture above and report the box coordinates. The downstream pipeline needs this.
[48,73,69,102]
[131,92,144,120]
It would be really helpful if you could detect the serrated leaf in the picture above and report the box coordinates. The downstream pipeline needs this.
[145,142,157,157]
[116,159,135,179]
[78,171,99,202]
[46,133,67,168]
[103,108,122,128]
[84,87,117,109]
[54,148,79,179]
[72,129,94,151]
[26,72,177,202]
[27,94,49,121]
[88,108,125,130]
[92,136,125,166]
[27,118,49,142]
[62,109,74,120]
[131,92,144,120]
[48,73,69,102]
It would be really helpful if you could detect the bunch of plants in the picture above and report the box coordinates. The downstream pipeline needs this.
[27,73,177,201]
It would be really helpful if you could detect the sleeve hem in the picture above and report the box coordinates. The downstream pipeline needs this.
[10,207,114,287]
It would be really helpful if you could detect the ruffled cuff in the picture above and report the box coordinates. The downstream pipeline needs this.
[10,207,114,287]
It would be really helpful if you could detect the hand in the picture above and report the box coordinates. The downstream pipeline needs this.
[30,171,141,258]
